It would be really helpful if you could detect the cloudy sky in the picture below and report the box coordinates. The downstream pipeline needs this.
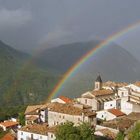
[0,0,140,55]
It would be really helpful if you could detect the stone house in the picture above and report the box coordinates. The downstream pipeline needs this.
[48,102,96,127]
[24,104,48,125]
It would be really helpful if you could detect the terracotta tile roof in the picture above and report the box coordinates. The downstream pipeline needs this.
[127,112,140,120]
[108,109,125,117]
[59,96,72,103]
[103,112,140,131]
[97,97,115,103]
[47,126,57,133]
[25,103,51,115]
[103,81,127,87]
[81,93,94,99]
[20,123,55,135]
[82,90,114,98]
[26,116,38,121]
[81,104,92,109]
[40,103,50,110]
[25,105,43,115]
[0,133,16,140]
[92,89,114,97]
[72,102,92,109]
[134,81,140,87]
[102,117,135,131]
[0,121,18,128]
[49,102,96,116]
[97,129,116,139]
[84,111,96,117]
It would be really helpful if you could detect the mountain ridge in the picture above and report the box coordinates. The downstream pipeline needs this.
[33,41,140,98]
[0,39,140,105]
[33,40,100,73]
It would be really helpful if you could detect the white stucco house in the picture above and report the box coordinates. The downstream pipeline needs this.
[77,90,121,111]
[97,108,125,121]
[121,99,140,115]
[116,82,140,114]
[77,75,122,111]
[117,82,140,98]
[118,87,130,98]
[17,123,56,140]
[127,83,140,92]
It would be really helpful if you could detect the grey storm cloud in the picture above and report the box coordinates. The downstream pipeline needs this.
[40,30,73,45]
[0,8,32,31]
[0,0,140,52]
[40,29,88,47]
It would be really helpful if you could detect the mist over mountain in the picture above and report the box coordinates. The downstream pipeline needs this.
[0,39,140,105]
[33,41,100,73]
[34,41,140,98]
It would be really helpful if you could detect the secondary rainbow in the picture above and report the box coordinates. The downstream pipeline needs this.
[47,21,140,102]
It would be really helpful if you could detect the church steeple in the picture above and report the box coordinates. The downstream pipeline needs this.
[94,75,102,90]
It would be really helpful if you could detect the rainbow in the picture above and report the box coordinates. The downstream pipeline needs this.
[47,21,140,102]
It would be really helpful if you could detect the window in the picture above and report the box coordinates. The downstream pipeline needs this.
[102,115,104,118]
[85,99,87,104]
[51,134,53,138]
[59,115,61,118]
[21,132,23,135]
[31,134,33,139]
[63,116,65,119]
[110,104,112,107]
[78,118,80,121]
[118,103,120,107]
[96,84,98,89]
[40,136,42,139]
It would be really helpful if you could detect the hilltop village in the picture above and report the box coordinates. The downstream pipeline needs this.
[1,75,140,139]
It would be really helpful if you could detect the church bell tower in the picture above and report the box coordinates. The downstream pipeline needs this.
[94,75,102,90]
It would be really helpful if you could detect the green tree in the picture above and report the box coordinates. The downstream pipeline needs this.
[68,133,81,140]
[115,131,125,140]
[128,122,140,140]
[18,112,25,126]
[55,121,95,140]
[55,122,80,140]
[78,122,95,140]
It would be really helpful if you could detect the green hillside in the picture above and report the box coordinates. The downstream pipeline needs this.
[1,40,140,107]
[0,41,59,107]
